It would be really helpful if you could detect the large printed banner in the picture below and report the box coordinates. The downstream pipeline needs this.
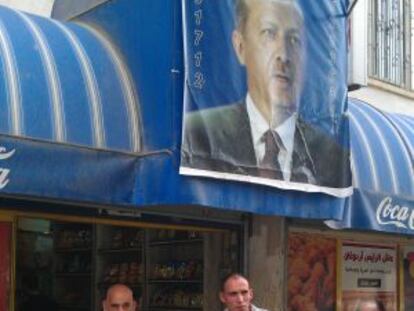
[341,242,397,311]
[180,0,352,197]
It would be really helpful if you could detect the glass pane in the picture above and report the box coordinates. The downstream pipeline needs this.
[16,218,58,311]
[0,222,11,311]
[15,217,242,311]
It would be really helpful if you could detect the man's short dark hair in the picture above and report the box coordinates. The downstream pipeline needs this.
[220,272,249,291]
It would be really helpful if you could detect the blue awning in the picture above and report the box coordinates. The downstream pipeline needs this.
[327,98,414,234]
[0,3,349,221]
[0,5,143,205]
[0,5,141,152]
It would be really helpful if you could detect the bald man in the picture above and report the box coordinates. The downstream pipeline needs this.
[102,284,137,311]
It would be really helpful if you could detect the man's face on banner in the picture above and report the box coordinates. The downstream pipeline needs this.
[233,0,304,126]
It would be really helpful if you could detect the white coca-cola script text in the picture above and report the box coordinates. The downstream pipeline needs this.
[0,146,15,189]
[376,196,413,229]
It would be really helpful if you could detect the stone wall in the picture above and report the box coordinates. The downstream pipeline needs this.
[248,215,286,311]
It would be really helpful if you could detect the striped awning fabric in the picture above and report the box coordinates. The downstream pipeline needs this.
[349,99,413,196]
[0,5,141,153]
[326,98,414,234]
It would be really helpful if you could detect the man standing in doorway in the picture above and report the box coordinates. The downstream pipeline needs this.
[220,273,268,311]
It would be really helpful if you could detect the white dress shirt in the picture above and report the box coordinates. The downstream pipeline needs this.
[246,94,297,181]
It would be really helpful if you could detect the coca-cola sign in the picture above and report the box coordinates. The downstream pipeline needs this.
[0,146,15,189]
[376,197,413,230]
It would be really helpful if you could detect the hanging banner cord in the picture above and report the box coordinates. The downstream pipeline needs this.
[347,0,359,17]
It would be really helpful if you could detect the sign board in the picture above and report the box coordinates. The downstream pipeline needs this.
[341,242,397,311]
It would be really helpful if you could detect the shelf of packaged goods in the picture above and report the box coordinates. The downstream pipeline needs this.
[148,279,202,284]
[98,282,143,288]
[149,239,203,247]
[98,248,142,254]
[54,247,92,253]
[55,273,91,277]
[58,303,90,310]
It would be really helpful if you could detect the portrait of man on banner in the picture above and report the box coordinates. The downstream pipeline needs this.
[180,0,352,197]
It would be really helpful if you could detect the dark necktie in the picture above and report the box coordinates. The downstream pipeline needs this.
[259,129,284,180]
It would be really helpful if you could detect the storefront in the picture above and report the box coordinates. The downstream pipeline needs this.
[7,207,243,311]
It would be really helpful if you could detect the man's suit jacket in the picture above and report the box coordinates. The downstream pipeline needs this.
[181,102,351,189]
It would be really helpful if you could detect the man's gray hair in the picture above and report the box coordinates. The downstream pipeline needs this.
[234,0,249,32]
[234,0,304,32]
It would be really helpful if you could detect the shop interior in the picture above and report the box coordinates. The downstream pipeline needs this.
[14,217,242,311]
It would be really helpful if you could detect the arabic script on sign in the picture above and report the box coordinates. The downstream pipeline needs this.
[0,146,15,189]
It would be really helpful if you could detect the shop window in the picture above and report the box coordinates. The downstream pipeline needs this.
[15,217,242,311]
[368,0,412,90]
[15,219,56,311]
[402,247,414,310]
[0,222,11,311]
